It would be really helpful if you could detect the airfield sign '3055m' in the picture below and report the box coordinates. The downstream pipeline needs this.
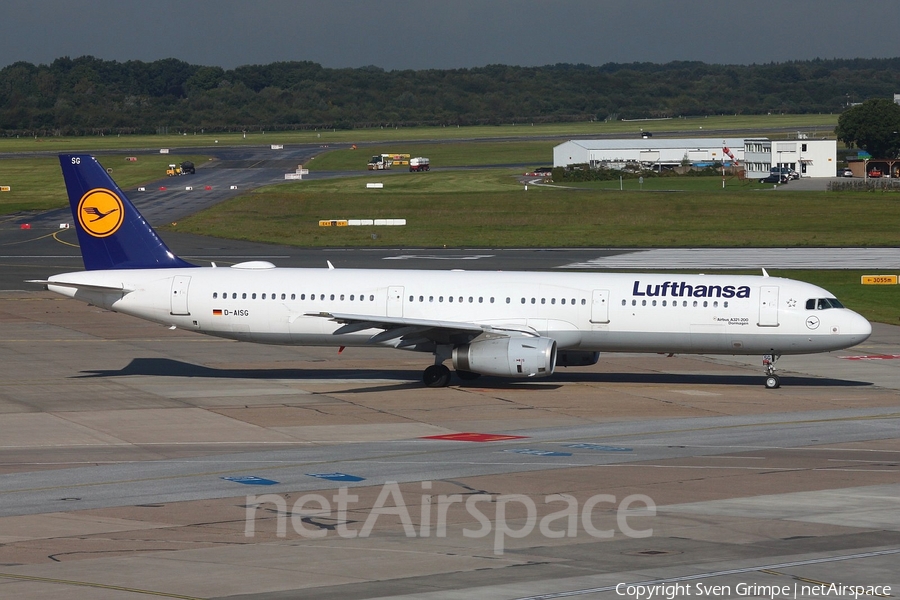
[32,155,871,389]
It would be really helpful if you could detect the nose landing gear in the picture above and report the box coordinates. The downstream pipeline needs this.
[763,354,781,389]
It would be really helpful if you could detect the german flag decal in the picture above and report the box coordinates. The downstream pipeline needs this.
[212,309,223,316]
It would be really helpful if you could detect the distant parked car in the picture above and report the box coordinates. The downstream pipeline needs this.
[759,173,788,184]
[771,167,798,180]
[524,167,553,176]
[868,168,883,178]
[840,168,854,177]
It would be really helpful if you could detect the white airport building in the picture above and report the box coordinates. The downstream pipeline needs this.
[553,137,837,178]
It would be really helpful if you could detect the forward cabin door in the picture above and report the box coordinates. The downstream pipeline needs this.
[758,286,779,327]
[170,276,191,316]
[590,289,610,324]
[387,286,404,318]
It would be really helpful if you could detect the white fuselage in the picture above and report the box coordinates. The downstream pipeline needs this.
[48,266,872,356]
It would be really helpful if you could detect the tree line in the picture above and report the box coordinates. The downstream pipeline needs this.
[1,55,899,135]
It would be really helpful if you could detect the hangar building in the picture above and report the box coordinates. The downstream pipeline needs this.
[554,138,837,178]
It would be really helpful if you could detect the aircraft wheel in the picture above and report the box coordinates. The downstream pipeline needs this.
[456,370,481,381]
[423,364,451,387]
[765,374,781,389]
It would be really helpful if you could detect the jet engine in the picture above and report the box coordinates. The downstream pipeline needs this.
[452,337,557,378]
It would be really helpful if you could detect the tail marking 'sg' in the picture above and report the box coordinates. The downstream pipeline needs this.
[60,154,195,271]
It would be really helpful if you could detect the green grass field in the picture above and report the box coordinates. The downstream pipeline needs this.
[0,113,838,153]
[171,169,900,248]
[0,155,209,214]
[311,140,555,171]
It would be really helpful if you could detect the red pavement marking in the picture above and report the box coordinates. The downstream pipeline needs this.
[421,432,528,442]
[839,354,900,360]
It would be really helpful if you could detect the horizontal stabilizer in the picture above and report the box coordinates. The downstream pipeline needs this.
[27,279,132,293]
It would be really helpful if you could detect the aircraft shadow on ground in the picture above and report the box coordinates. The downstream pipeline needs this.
[75,357,873,390]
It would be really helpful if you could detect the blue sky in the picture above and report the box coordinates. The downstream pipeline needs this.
[4,0,899,70]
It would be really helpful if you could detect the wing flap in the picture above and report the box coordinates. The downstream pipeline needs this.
[305,311,539,346]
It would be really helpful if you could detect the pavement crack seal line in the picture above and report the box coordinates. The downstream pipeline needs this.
[758,569,893,598]
[0,571,203,599]
[512,547,900,600]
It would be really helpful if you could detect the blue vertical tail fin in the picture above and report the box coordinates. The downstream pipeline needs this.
[60,154,195,270]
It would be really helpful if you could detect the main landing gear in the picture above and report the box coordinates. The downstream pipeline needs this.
[423,345,452,388]
[423,364,451,387]
[763,354,781,389]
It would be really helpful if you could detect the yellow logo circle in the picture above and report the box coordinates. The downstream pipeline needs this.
[77,189,124,238]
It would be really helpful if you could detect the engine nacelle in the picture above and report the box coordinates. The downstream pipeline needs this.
[556,350,600,367]
[452,337,557,378]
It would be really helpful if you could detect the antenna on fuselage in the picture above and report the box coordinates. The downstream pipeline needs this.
[761,268,770,277]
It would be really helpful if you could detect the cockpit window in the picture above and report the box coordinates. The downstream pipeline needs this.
[807,298,844,310]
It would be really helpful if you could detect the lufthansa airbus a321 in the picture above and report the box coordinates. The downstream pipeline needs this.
[32,155,872,389]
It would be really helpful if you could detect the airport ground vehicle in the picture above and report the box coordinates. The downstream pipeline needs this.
[166,161,195,176]
[409,157,430,172]
[367,155,392,170]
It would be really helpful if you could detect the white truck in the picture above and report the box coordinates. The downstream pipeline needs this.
[367,155,392,170]
[409,157,430,172]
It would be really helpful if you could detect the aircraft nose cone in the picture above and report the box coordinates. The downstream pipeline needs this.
[849,311,872,343]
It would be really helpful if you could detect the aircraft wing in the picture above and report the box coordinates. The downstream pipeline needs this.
[304,311,539,346]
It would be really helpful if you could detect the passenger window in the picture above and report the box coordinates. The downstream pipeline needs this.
[369,295,374,301]
[232,293,237,299]
[652,300,657,306]
[561,298,566,305]
[409,295,413,302]
[469,297,474,303]
[703,301,708,307]
[449,296,453,302]
[521,298,526,304]
[439,296,444,302]
[242,293,247,299]
[213,292,218,299]
[693,300,697,307]
[291,294,295,300]
[260,294,264,299]
[723,301,728,308]
[419,296,424,302]
[581,299,586,305]
[641,300,647,306]
[541,298,545,304]
[662,300,666,307]
[713,301,718,307]
[531,298,536,304]
[632,299,636,306]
